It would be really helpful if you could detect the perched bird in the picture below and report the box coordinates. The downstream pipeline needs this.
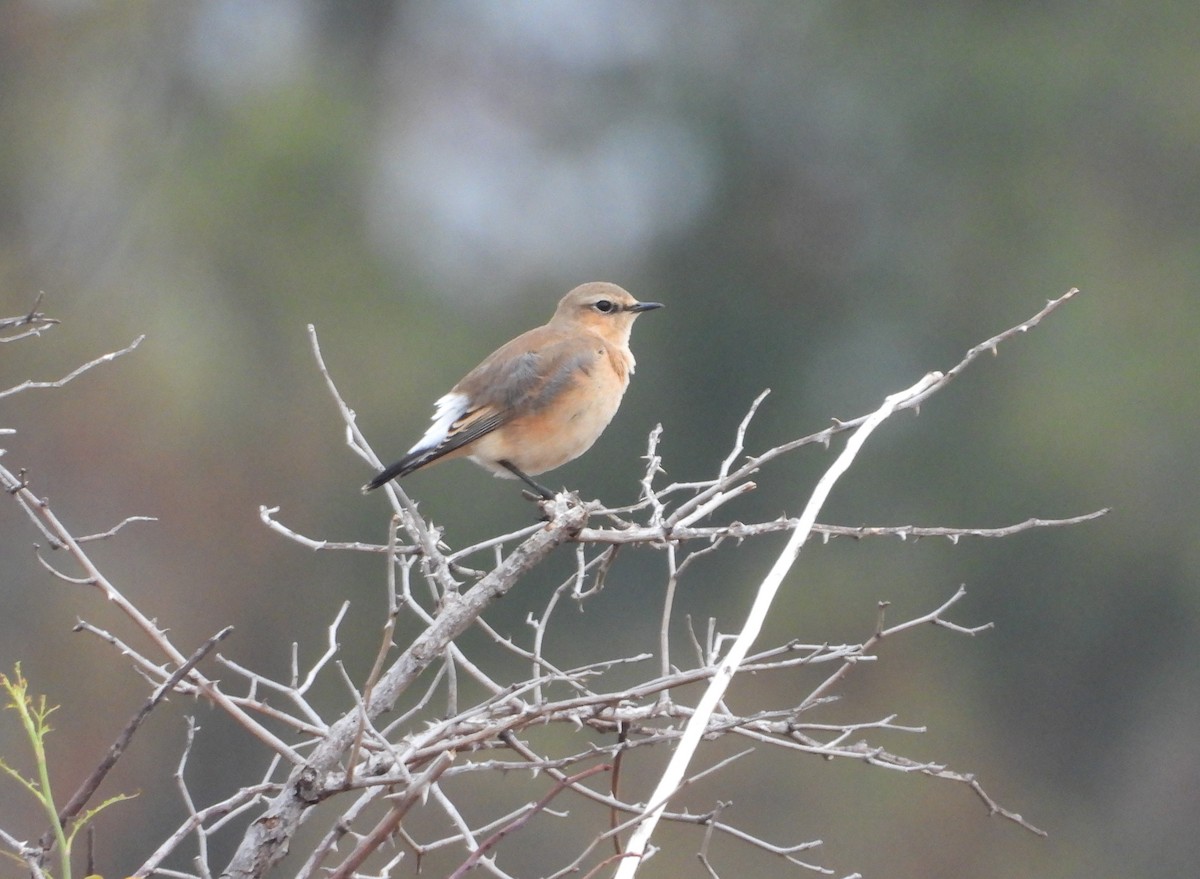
[362,282,662,498]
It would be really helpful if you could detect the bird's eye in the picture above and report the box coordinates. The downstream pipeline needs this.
[593,300,616,314]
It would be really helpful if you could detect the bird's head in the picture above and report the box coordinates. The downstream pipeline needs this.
[551,282,663,344]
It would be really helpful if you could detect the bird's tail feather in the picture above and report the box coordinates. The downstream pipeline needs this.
[361,451,429,493]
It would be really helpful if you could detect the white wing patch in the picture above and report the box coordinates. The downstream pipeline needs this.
[407,392,469,456]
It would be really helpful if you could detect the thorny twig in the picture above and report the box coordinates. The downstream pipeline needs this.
[0,293,60,343]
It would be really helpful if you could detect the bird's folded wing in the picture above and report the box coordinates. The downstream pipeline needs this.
[417,336,600,464]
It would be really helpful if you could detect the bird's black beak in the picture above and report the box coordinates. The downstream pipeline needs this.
[627,301,664,313]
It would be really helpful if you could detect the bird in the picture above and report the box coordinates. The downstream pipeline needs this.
[362,282,663,498]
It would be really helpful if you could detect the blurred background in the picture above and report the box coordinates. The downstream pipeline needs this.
[1,2,1197,877]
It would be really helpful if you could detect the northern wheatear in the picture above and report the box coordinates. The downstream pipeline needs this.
[362,282,662,498]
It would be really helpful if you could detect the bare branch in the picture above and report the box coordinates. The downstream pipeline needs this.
[76,516,159,543]
[51,626,233,838]
[448,764,611,879]
[223,494,594,878]
[576,508,1109,546]
[0,335,144,401]
[0,293,60,343]
[617,373,943,878]
[8,476,303,762]
[663,289,1081,530]
[326,752,455,879]
[306,323,460,594]
[135,719,279,878]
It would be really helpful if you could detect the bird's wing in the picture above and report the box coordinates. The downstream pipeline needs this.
[400,330,600,472]
[455,329,600,419]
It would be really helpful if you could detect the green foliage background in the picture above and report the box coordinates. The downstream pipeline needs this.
[1,4,1197,877]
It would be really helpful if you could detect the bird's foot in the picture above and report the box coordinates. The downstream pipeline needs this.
[528,489,589,523]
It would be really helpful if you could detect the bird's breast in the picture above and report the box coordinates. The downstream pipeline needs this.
[470,343,632,476]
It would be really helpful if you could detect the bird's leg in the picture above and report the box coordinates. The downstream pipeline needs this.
[498,460,556,501]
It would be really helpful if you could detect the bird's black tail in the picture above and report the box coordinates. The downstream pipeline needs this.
[361,452,426,493]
